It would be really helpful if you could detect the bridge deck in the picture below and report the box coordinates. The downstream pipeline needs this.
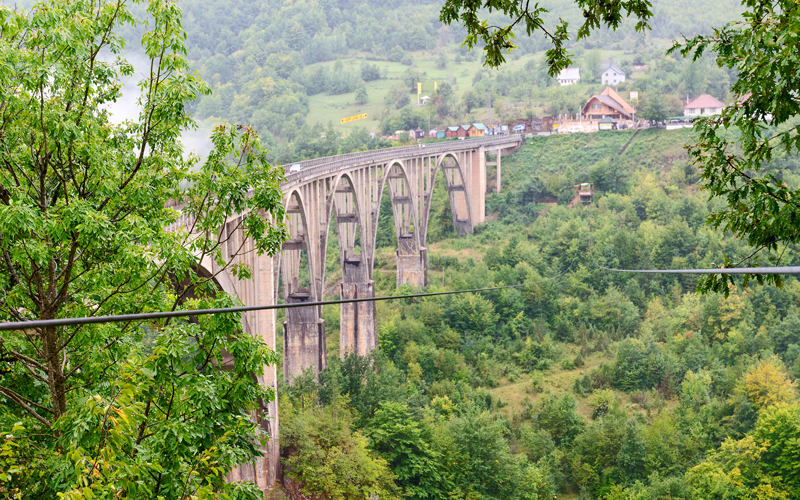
[282,135,521,187]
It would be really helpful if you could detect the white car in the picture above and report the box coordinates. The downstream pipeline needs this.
[288,164,302,173]
[568,126,583,134]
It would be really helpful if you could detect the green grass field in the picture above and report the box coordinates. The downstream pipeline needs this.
[305,44,633,135]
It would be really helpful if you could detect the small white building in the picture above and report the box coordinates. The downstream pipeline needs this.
[556,67,580,86]
[601,65,626,86]
[684,94,724,116]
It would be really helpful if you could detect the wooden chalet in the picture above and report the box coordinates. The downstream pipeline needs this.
[582,87,634,121]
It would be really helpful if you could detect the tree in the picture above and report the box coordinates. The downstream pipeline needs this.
[687,403,800,499]
[617,419,647,481]
[584,50,602,83]
[535,394,586,446]
[742,359,798,410]
[361,61,381,82]
[280,396,401,500]
[355,82,369,104]
[439,0,653,70]
[0,1,287,497]
[462,89,481,113]
[638,92,670,123]
[404,68,423,94]
[436,82,455,118]
[442,407,549,500]
[670,0,800,294]
[365,402,447,500]
[681,60,708,97]
[286,21,306,50]
[387,84,410,109]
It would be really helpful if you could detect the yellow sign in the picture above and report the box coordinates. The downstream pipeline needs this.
[340,113,367,124]
[434,81,438,92]
[417,82,421,95]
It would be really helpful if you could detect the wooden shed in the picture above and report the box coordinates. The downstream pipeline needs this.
[445,126,461,138]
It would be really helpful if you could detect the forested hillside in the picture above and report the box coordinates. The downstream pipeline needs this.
[276,126,800,499]
[161,0,743,163]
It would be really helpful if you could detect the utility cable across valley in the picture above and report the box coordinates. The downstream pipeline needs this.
[1,255,798,331]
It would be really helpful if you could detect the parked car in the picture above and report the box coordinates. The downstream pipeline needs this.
[568,126,582,134]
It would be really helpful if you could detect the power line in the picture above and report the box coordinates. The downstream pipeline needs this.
[588,238,800,275]
[0,260,575,331]
[1,256,798,332]
[593,265,800,275]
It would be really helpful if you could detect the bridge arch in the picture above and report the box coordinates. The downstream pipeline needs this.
[374,159,425,287]
[423,151,473,243]
[324,172,369,284]
[324,172,377,357]
[280,188,326,380]
[280,189,316,300]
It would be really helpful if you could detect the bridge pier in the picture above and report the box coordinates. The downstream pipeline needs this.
[397,236,427,287]
[340,254,377,356]
[471,147,486,225]
[340,280,377,356]
[486,148,502,193]
[283,292,326,381]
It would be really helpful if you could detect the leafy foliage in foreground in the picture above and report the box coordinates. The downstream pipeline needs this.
[0,1,286,497]
[670,0,800,294]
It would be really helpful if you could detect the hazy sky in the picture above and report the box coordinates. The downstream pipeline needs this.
[106,51,215,160]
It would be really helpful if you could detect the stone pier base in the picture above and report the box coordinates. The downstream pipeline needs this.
[340,281,377,357]
[397,245,427,288]
[283,293,326,381]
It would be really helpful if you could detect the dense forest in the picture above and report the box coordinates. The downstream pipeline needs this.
[275,126,800,499]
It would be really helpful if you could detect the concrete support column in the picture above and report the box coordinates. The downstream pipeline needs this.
[283,293,326,382]
[471,147,486,224]
[340,280,377,357]
[397,237,426,287]
[496,150,502,193]
[256,253,279,487]
[225,246,280,491]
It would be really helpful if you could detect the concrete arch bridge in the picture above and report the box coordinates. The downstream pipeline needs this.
[182,134,522,490]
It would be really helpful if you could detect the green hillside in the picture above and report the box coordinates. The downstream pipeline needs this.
[278,127,800,499]
[165,0,743,164]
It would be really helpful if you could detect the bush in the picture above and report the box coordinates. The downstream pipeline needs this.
[529,372,545,394]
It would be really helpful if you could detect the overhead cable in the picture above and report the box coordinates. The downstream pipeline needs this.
[2,254,798,332]
[588,238,800,275]
[0,257,575,331]
[593,265,800,274]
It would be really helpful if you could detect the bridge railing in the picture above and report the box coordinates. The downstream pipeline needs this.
[283,135,522,185]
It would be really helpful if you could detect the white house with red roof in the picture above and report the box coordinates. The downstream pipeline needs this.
[684,94,724,117]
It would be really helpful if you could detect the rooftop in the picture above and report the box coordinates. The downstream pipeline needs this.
[685,94,724,109]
